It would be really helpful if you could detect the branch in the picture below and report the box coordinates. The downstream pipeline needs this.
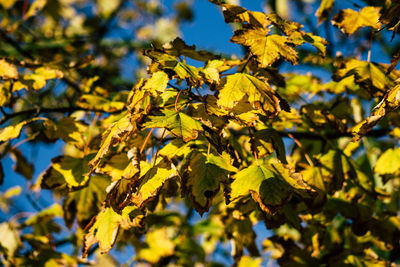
[279,128,389,139]
[0,106,123,125]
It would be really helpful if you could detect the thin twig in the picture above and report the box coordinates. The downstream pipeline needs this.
[288,133,314,166]
[175,90,183,112]
[140,128,154,154]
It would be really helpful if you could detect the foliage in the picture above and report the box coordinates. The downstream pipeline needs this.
[1,0,400,266]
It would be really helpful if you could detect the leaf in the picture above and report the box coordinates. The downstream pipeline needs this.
[231,29,298,67]
[0,222,21,258]
[337,59,389,93]
[43,117,88,149]
[315,0,335,24]
[374,148,400,176]
[24,67,63,90]
[0,118,43,142]
[24,0,47,20]
[99,153,139,182]
[238,256,262,267]
[130,161,175,207]
[89,113,136,171]
[332,6,381,36]
[254,129,287,163]
[142,71,169,96]
[143,109,203,142]
[162,37,220,61]
[0,0,17,9]
[10,148,34,180]
[183,151,236,214]
[50,155,92,187]
[221,4,270,28]
[0,59,18,79]
[137,228,175,263]
[82,206,144,258]
[63,175,110,228]
[216,73,280,117]
[25,203,63,226]
[352,84,400,141]
[77,94,125,113]
[229,165,292,214]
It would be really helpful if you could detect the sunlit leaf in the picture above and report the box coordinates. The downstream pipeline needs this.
[231,29,298,67]
[332,6,381,35]
[0,59,18,79]
[217,73,280,117]
[143,109,203,142]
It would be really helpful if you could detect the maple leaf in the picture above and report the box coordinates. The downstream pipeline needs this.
[231,28,298,67]
[315,0,335,24]
[332,6,381,36]
[216,73,280,117]
[143,109,203,142]
[0,59,18,79]
[89,113,136,171]
[183,151,236,214]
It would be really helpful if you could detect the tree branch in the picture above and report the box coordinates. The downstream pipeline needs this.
[0,106,123,125]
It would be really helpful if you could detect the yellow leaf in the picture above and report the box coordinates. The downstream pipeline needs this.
[0,59,18,79]
[231,30,298,67]
[142,71,169,96]
[0,0,17,9]
[374,148,400,175]
[138,228,175,263]
[89,113,136,171]
[332,6,382,35]
[315,0,335,24]
[0,118,44,142]
[24,67,63,90]
[217,73,279,117]
[238,256,262,267]
[24,0,47,20]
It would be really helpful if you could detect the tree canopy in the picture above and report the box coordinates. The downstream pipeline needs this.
[1,0,400,266]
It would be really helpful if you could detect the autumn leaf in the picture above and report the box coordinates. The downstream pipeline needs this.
[332,6,381,35]
[0,118,44,142]
[142,71,169,96]
[216,73,280,117]
[0,59,18,79]
[315,0,334,24]
[89,113,136,171]
[231,29,298,67]
[82,206,144,258]
[183,151,236,214]
[143,109,203,142]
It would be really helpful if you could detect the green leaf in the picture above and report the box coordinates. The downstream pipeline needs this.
[137,228,175,263]
[131,161,175,207]
[230,165,292,214]
[43,117,88,149]
[254,129,287,163]
[25,203,63,226]
[217,73,279,117]
[10,148,34,180]
[183,151,235,214]
[63,175,110,228]
[374,148,400,176]
[143,109,203,142]
[332,6,382,35]
[0,59,18,79]
[50,155,92,187]
[82,206,144,258]
[77,94,125,113]
[0,118,43,142]
[231,29,298,67]
[24,67,63,90]
[89,113,136,170]
[142,71,169,96]
[352,84,400,141]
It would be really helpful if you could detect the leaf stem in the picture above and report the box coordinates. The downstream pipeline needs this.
[140,128,154,154]
[175,90,183,112]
